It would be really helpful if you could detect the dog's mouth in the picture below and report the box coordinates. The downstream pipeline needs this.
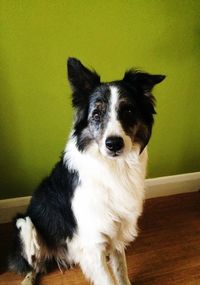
[106,150,123,158]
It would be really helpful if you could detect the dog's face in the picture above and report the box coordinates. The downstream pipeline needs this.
[67,58,165,158]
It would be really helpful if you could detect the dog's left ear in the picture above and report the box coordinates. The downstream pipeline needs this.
[67,58,100,107]
[123,70,165,154]
[123,70,165,96]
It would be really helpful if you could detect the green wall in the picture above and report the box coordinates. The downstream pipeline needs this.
[1,1,200,199]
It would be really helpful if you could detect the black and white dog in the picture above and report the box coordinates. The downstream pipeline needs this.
[9,58,165,285]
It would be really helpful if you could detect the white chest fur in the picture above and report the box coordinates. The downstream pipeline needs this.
[64,139,147,258]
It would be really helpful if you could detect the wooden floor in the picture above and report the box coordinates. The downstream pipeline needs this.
[0,192,200,285]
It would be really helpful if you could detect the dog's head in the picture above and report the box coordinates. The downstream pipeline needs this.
[67,58,165,158]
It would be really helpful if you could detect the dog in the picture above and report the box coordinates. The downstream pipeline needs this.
[8,58,165,285]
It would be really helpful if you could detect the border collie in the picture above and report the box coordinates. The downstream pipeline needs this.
[9,58,165,285]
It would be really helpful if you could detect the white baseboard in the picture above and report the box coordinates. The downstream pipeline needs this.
[145,172,200,199]
[0,172,200,224]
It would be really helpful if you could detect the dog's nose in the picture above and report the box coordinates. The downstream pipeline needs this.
[105,136,124,152]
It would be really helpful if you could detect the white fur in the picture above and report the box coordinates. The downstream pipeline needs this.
[17,135,147,285]
[100,86,133,157]
[64,135,147,284]
[110,249,131,285]
[16,217,40,266]
[62,85,148,284]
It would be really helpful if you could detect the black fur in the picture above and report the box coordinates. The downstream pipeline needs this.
[27,157,78,247]
[68,57,101,152]
[67,57,100,108]
[68,61,165,154]
[72,75,155,153]
[72,109,91,152]
[121,70,165,152]
[9,157,78,273]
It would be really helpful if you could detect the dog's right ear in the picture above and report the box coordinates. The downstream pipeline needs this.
[67,58,100,107]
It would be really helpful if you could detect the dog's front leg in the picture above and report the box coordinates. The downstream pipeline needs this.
[79,249,116,285]
[110,249,131,285]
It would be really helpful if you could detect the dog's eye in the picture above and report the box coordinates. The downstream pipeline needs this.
[126,109,133,114]
[122,105,134,117]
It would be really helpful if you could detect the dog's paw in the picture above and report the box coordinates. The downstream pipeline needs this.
[21,272,36,285]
